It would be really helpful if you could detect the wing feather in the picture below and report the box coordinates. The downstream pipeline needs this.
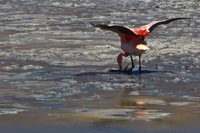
[90,23,139,38]
[148,18,191,33]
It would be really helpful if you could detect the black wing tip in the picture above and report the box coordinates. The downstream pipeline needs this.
[90,22,110,27]
[173,17,192,20]
[90,23,107,29]
[90,23,98,27]
[149,17,192,33]
[163,17,193,24]
[165,17,192,22]
[172,17,191,19]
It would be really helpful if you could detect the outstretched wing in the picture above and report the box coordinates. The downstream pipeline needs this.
[148,18,191,33]
[90,23,139,38]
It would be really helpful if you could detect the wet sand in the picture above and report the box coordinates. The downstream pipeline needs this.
[0,0,200,133]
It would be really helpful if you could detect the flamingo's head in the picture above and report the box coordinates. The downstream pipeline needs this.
[117,52,129,69]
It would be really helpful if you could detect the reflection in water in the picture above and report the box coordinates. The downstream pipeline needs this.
[120,87,171,121]
[72,86,171,121]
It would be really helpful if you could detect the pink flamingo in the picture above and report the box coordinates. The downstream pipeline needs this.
[91,18,190,73]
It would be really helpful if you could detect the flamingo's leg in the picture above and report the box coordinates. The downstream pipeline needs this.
[139,55,142,73]
[127,55,134,72]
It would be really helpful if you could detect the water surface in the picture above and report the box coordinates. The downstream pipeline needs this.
[0,0,200,133]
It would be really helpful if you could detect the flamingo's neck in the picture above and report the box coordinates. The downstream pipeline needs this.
[117,52,129,69]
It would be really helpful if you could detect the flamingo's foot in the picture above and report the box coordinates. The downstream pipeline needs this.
[118,64,133,73]
[124,63,129,71]
[127,68,133,73]
[118,63,135,74]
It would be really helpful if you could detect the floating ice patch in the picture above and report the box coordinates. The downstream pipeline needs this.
[24,71,52,80]
[22,65,43,70]
[169,102,192,106]
[75,108,135,119]
[129,91,140,96]
[145,89,159,95]
[29,85,82,102]
[78,81,137,91]
[147,99,166,105]
[182,95,200,102]
[0,108,24,115]
[3,64,43,70]
[30,94,65,101]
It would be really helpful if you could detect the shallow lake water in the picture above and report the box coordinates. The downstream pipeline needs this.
[0,0,200,133]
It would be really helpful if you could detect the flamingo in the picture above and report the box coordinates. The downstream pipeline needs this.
[91,18,190,73]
